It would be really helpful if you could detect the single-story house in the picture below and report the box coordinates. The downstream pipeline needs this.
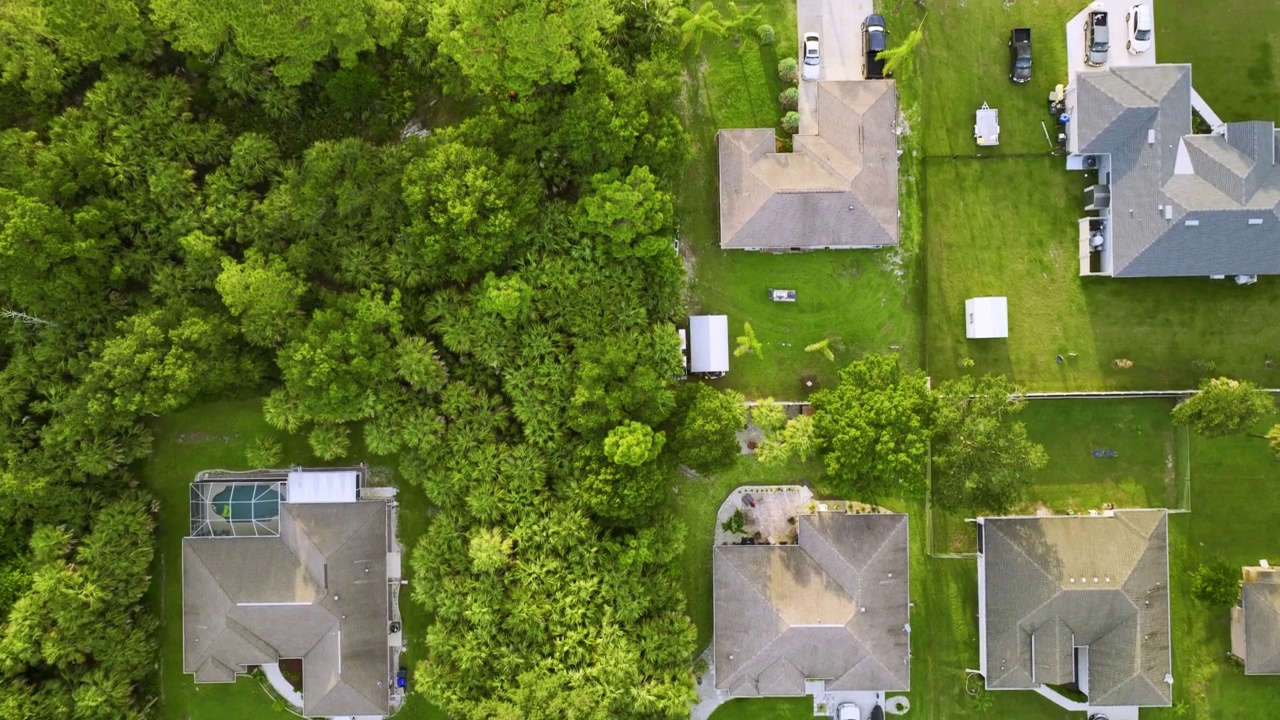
[717,81,899,251]
[1064,63,1280,278]
[965,297,1009,339]
[688,315,729,375]
[977,510,1172,709]
[1231,561,1280,675]
[713,511,910,697]
[183,468,399,718]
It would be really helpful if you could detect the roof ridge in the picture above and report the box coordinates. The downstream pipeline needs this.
[988,521,1059,589]
[798,516,862,595]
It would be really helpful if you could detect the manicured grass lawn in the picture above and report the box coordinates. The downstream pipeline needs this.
[1158,0,1280,123]
[677,0,922,399]
[143,399,444,720]
[1018,397,1183,512]
[692,250,920,398]
[924,156,1280,390]
[917,0,1078,158]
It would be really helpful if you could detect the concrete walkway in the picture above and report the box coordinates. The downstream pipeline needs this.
[1190,87,1225,132]
[691,645,730,720]
[262,663,303,709]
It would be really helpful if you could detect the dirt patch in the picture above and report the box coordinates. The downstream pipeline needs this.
[176,432,237,444]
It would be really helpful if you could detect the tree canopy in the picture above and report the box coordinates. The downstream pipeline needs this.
[810,354,932,498]
[1172,376,1274,437]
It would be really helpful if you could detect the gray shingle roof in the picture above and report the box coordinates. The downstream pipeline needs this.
[183,499,391,717]
[1242,579,1280,675]
[713,512,910,696]
[1075,66,1280,277]
[718,81,899,249]
[980,510,1171,707]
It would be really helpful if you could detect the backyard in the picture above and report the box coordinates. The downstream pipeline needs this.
[142,399,445,720]
[677,0,922,399]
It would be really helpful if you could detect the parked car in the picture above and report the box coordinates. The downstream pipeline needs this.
[802,33,820,81]
[862,14,889,79]
[1086,10,1109,66]
[1127,3,1153,54]
[836,703,861,720]
[1009,27,1032,83]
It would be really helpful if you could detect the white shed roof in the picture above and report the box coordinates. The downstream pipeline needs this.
[689,315,730,373]
[286,470,359,504]
[965,297,1009,339]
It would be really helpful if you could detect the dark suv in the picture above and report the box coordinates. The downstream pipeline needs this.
[862,14,889,79]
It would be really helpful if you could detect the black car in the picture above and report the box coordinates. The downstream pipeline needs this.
[1009,27,1032,83]
[862,14,889,79]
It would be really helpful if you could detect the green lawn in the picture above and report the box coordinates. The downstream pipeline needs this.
[924,156,1280,390]
[1157,0,1280,123]
[143,399,444,720]
[677,0,922,398]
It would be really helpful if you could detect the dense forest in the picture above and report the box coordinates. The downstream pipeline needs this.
[0,0,749,717]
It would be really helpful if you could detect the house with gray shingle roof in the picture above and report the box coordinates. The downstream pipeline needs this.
[183,469,399,718]
[1065,65,1280,278]
[977,510,1173,710]
[713,510,910,697]
[717,81,899,250]
[1230,562,1280,675]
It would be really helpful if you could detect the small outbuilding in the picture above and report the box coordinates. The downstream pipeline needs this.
[689,315,730,375]
[965,297,1008,339]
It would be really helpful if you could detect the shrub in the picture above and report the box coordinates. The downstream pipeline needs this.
[756,24,775,46]
[245,436,283,469]
[721,508,746,534]
[1191,561,1239,607]
[779,86,799,110]
[781,111,800,134]
[778,57,798,83]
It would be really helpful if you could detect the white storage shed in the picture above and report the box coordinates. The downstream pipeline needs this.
[688,315,730,374]
[965,297,1009,339]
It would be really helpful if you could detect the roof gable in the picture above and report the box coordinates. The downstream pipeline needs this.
[1243,582,1280,674]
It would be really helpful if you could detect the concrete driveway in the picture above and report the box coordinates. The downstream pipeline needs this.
[1066,0,1156,77]
[796,0,874,135]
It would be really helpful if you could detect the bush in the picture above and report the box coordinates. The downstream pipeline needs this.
[779,86,799,111]
[781,111,800,134]
[756,24,775,46]
[778,57,798,84]
[721,508,746,534]
[245,436,283,469]
[1191,562,1239,607]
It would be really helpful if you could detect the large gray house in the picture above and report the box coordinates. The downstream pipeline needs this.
[713,511,910,697]
[1231,562,1280,675]
[717,81,899,251]
[183,469,400,718]
[977,510,1172,710]
[1065,64,1280,278]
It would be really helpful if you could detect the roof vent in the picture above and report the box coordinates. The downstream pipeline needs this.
[1184,220,1200,227]
[1249,218,1264,225]
[1147,129,1156,145]
[1164,205,1173,221]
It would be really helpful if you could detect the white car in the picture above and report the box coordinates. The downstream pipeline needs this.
[802,33,820,81]
[1127,4,1152,54]
[836,703,861,720]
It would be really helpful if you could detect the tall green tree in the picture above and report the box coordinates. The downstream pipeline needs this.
[1172,376,1274,437]
[668,384,745,474]
[428,0,620,97]
[930,374,1047,513]
[215,250,306,347]
[810,353,932,498]
[150,0,406,85]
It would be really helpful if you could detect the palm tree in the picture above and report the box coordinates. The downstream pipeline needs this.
[674,3,727,53]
